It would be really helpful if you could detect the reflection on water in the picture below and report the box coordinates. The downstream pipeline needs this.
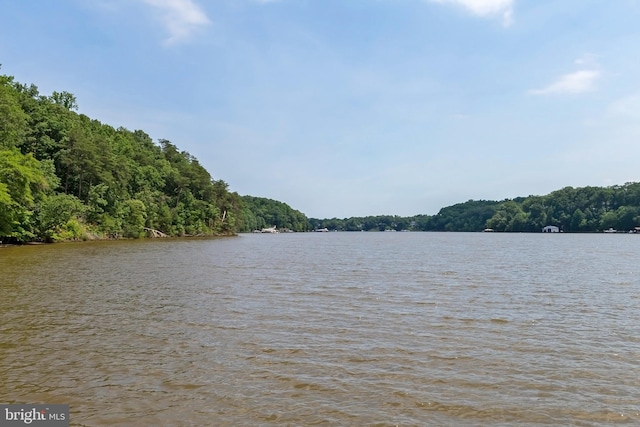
[1,233,639,426]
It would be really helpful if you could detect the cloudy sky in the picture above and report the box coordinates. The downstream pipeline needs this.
[2,0,640,218]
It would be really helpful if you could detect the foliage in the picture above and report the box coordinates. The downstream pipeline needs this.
[2,69,640,241]
[239,196,311,232]
[35,193,86,241]
[0,71,243,242]
[0,148,47,240]
[429,200,499,231]
[0,75,29,149]
[310,184,640,233]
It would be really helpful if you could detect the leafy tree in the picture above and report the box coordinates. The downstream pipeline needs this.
[0,149,47,240]
[240,196,311,232]
[0,71,249,240]
[0,181,14,236]
[0,75,29,149]
[122,199,147,238]
[50,91,78,111]
[35,193,85,241]
[570,208,586,232]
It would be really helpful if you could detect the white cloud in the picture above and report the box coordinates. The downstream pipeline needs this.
[141,0,210,44]
[529,70,601,95]
[430,0,514,26]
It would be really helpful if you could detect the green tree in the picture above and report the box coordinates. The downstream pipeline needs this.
[486,200,526,232]
[0,75,29,149]
[0,149,47,240]
[122,199,147,238]
[50,91,78,111]
[239,195,311,232]
[35,193,85,241]
[570,208,586,232]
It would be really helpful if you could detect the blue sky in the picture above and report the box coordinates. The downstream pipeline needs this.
[2,0,640,218]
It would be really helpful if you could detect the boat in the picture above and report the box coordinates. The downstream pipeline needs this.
[603,227,617,233]
[260,226,278,234]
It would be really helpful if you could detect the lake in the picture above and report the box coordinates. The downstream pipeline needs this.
[1,232,639,426]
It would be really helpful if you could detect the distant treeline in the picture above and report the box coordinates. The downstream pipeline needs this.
[310,183,640,233]
[1,70,242,242]
[3,69,639,242]
[239,196,311,232]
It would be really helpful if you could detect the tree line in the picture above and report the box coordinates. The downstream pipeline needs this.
[3,68,639,242]
[310,184,640,233]
[239,196,312,232]
[1,69,242,242]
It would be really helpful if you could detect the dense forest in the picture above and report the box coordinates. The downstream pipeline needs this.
[2,69,639,242]
[1,70,243,242]
[310,184,640,233]
[239,196,311,232]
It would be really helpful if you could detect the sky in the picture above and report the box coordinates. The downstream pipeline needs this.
[2,0,640,218]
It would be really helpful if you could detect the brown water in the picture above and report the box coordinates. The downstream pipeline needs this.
[1,232,639,426]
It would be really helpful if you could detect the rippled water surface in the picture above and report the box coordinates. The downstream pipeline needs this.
[1,232,639,426]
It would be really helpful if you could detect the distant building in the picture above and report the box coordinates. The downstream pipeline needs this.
[542,225,559,233]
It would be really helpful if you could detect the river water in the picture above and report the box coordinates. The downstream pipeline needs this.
[1,232,639,426]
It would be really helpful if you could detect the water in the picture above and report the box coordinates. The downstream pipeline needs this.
[1,232,639,426]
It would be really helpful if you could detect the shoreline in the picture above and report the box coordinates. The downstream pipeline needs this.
[0,232,238,248]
